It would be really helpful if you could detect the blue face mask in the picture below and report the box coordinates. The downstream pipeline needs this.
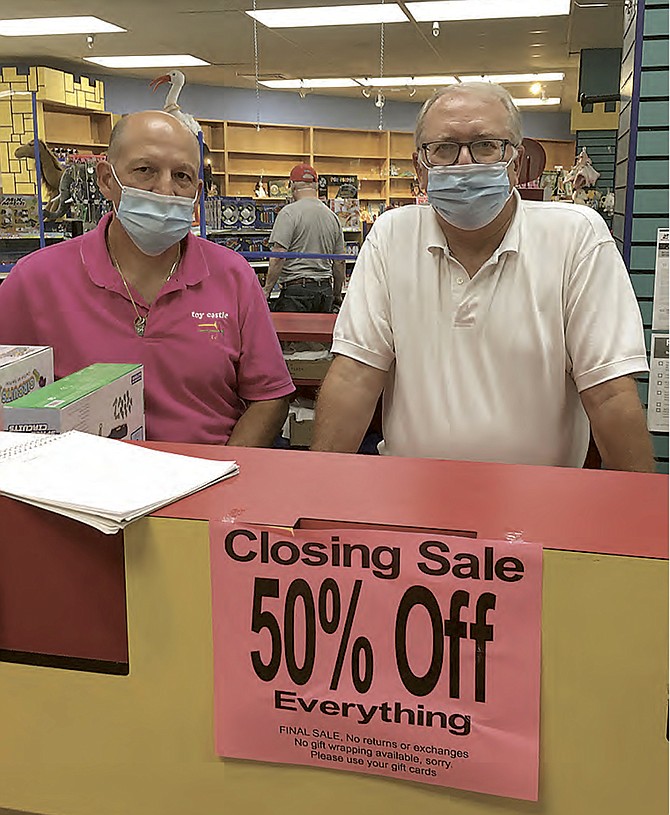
[111,165,198,256]
[426,156,515,231]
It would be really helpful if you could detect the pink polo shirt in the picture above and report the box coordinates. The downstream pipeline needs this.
[0,214,295,443]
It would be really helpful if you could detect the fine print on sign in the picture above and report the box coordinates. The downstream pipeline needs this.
[210,524,542,801]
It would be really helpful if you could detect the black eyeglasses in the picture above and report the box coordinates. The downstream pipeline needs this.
[420,139,514,167]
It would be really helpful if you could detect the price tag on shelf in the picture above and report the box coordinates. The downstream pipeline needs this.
[210,524,542,801]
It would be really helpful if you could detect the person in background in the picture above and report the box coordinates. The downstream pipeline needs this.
[312,82,654,472]
[263,164,346,313]
[0,110,294,445]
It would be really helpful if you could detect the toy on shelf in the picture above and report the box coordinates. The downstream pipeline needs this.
[203,154,218,197]
[0,194,39,234]
[149,69,201,138]
[44,154,109,226]
[14,140,64,214]
[564,147,601,205]
[330,198,361,231]
[600,189,615,217]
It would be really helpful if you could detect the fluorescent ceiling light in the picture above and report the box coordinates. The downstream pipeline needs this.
[464,72,565,83]
[357,75,457,86]
[513,96,561,106]
[0,16,125,35]
[259,78,358,88]
[84,55,209,68]
[406,0,570,22]
[357,76,416,87]
[247,4,407,28]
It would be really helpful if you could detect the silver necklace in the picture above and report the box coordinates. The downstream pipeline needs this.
[109,245,181,337]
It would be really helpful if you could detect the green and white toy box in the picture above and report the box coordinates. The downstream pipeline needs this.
[2,363,145,439]
[0,345,54,405]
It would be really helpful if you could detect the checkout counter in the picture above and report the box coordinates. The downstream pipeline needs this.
[0,444,667,815]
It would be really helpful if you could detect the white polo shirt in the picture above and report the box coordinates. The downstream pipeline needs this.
[332,192,648,466]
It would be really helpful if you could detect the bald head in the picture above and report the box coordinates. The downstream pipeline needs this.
[107,110,200,169]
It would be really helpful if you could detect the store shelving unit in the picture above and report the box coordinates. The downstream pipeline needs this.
[41,102,116,155]
[195,119,417,206]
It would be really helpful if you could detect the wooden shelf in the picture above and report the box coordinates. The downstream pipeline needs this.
[227,150,310,157]
[313,153,386,160]
[46,140,108,148]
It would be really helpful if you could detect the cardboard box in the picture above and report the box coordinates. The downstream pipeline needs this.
[285,356,332,381]
[0,345,54,405]
[289,415,314,447]
[331,197,361,231]
[2,363,145,439]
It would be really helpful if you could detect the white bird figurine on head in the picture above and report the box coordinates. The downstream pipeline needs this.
[149,69,201,137]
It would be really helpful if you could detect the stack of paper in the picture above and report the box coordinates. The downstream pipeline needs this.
[0,430,238,534]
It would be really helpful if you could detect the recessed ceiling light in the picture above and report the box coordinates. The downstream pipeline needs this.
[84,55,209,68]
[356,75,457,86]
[514,97,561,106]
[259,78,358,88]
[406,0,570,22]
[0,16,125,36]
[247,4,408,27]
[463,72,565,83]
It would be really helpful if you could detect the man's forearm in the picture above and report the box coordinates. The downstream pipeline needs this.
[332,260,346,299]
[228,397,290,447]
[264,258,284,296]
[312,356,386,453]
[582,377,656,472]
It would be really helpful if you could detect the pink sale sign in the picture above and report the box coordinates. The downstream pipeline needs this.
[209,523,542,800]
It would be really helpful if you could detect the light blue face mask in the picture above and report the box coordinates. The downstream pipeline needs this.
[110,165,198,256]
[426,155,516,231]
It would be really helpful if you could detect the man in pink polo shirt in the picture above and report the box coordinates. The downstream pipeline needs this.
[0,111,294,445]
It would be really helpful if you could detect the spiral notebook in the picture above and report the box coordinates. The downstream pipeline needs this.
[0,430,239,534]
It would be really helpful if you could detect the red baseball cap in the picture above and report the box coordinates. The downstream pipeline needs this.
[289,163,318,183]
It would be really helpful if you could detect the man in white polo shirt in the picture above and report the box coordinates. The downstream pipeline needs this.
[312,82,654,471]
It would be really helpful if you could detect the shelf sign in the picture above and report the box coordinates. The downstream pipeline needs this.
[648,334,669,433]
[210,523,542,800]
[319,175,359,199]
[652,228,669,333]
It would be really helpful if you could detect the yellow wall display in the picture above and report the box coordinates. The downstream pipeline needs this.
[0,66,106,198]
[0,517,666,815]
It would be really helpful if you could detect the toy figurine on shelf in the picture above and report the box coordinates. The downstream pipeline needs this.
[254,178,268,198]
[564,147,601,205]
[203,156,218,197]
[600,189,615,217]
[14,139,65,214]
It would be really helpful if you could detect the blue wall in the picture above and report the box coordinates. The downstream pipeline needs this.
[97,73,573,139]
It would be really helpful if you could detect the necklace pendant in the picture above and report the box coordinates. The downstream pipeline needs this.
[134,316,147,337]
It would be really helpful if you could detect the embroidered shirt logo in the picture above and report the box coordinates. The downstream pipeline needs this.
[192,310,229,339]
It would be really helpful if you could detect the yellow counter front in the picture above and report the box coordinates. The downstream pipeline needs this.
[0,446,667,815]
